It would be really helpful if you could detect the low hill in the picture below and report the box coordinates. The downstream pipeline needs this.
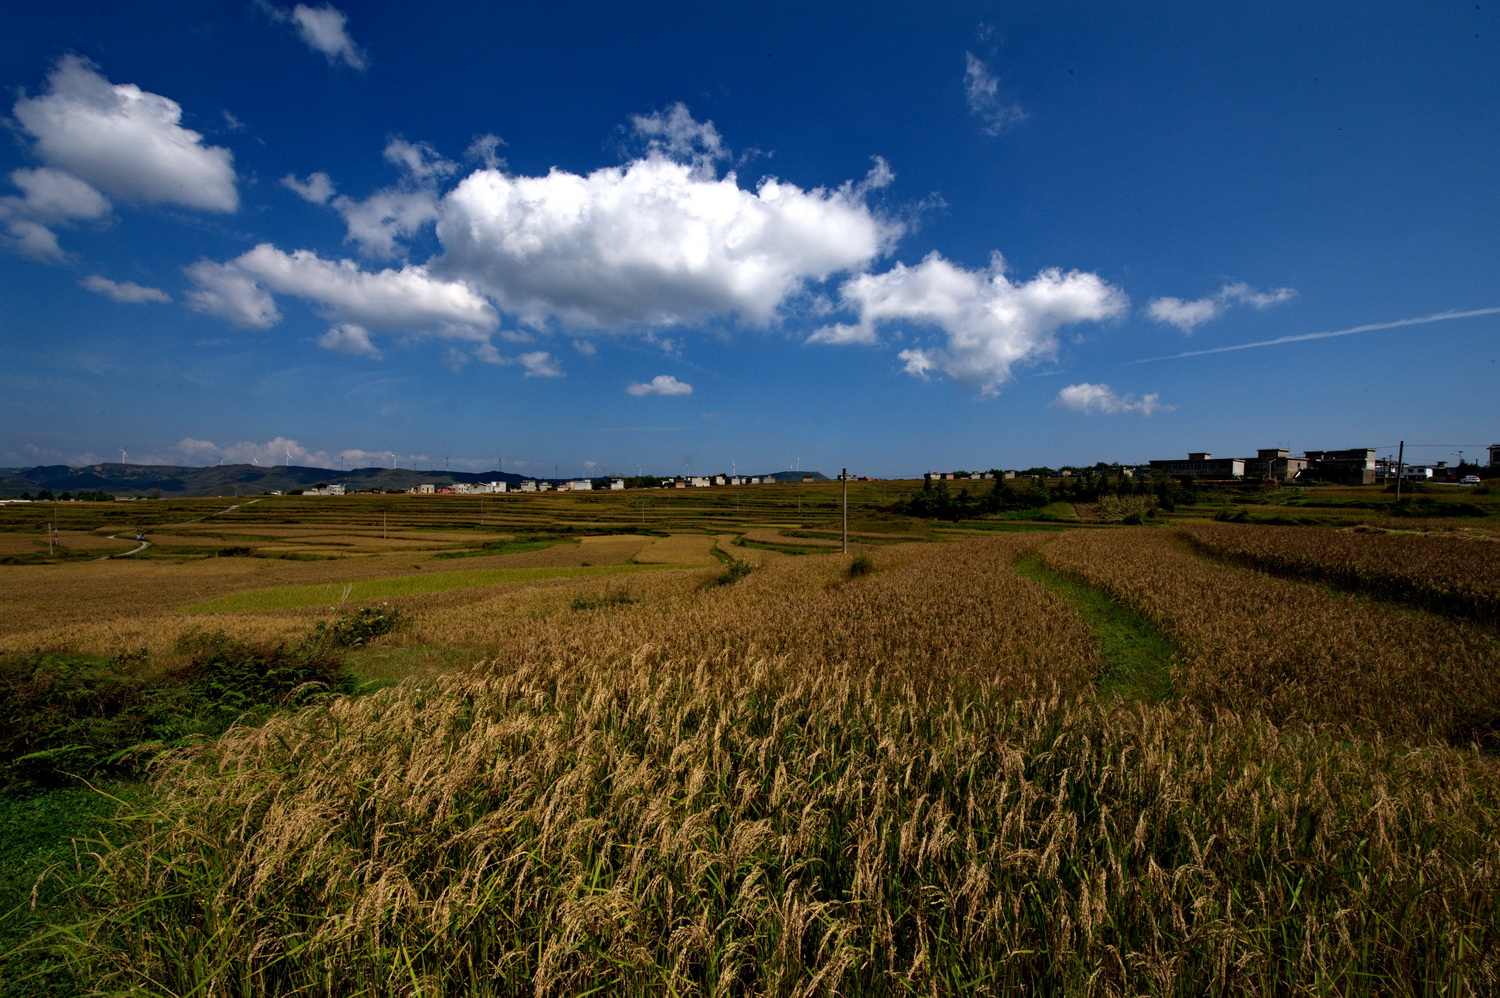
[0,464,834,498]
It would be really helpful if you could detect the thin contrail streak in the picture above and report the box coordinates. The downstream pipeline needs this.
[1133,306,1500,363]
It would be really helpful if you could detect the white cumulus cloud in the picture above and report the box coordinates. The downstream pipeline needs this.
[814,252,1128,395]
[12,55,237,213]
[81,275,170,304]
[627,374,693,396]
[434,151,899,331]
[1054,383,1172,416]
[1146,281,1297,333]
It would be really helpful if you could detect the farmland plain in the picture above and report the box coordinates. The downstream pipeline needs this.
[1,479,1498,996]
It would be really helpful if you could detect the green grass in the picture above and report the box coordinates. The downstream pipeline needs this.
[179,563,675,612]
[0,783,139,998]
[1014,553,1177,701]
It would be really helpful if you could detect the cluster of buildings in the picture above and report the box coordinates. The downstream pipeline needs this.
[1149,444,1499,485]
[398,474,797,496]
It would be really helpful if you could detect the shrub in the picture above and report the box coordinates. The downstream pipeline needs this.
[311,605,403,647]
[848,554,875,577]
[712,558,753,586]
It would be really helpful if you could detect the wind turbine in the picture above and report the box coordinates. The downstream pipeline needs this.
[119,447,127,464]
[285,446,293,467]
[389,451,397,469]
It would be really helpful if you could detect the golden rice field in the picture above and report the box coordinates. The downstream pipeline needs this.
[3,488,1500,996]
[1179,522,1500,626]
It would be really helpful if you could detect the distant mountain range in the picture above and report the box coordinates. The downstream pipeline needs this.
[0,464,829,498]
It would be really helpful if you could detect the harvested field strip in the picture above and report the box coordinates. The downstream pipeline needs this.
[182,564,672,612]
[1014,551,1176,701]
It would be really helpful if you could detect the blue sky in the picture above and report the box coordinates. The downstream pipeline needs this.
[2,1,1495,478]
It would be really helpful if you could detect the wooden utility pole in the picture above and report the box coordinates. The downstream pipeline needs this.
[1394,441,1405,503]
[841,468,848,555]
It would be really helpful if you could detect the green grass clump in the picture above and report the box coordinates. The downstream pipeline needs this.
[0,783,136,998]
[570,587,637,611]
[0,609,393,791]
[847,553,875,578]
[710,558,753,586]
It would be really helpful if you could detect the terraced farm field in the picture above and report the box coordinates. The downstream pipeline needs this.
[2,483,1498,996]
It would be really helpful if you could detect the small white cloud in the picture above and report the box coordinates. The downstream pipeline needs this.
[466,134,506,170]
[3,219,66,261]
[1146,281,1297,333]
[806,322,879,346]
[1054,383,1172,416]
[383,138,455,182]
[12,55,237,213]
[332,187,439,259]
[7,167,110,222]
[828,251,1128,395]
[1,167,111,260]
[630,102,728,173]
[317,322,382,358]
[287,3,367,69]
[1220,281,1297,309]
[964,53,1026,136]
[518,351,562,378]
[627,374,693,396]
[1145,295,1221,333]
[572,339,598,357]
[81,275,170,304]
[282,171,336,204]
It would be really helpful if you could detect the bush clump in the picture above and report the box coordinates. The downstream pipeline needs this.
[0,609,391,791]
[712,559,753,586]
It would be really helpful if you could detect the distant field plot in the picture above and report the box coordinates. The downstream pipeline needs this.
[58,532,134,553]
[181,563,670,612]
[0,534,40,557]
[631,533,718,564]
[741,527,843,549]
